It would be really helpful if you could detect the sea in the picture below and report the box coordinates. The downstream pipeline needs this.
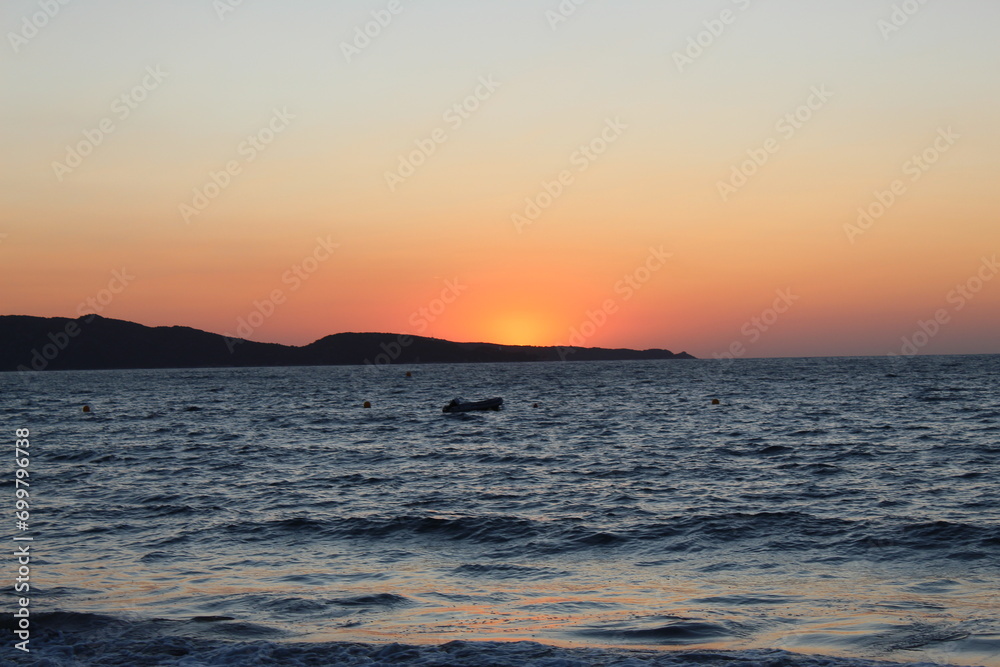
[2,355,998,666]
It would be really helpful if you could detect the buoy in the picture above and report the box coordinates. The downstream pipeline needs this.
[363,401,371,409]
[82,405,91,413]
[533,403,539,409]
[405,372,412,378]
[711,399,720,405]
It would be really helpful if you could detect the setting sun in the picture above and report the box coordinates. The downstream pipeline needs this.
[487,314,557,347]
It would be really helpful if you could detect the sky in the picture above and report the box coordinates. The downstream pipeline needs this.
[2,0,999,359]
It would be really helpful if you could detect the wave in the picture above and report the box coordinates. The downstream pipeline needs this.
[211,511,1000,562]
[222,514,546,544]
[847,520,1000,561]
[899,520,1000,550]
[329,593,414,608]
[6,612,972,667]
[452,563,566,580]
[577,616,748,644]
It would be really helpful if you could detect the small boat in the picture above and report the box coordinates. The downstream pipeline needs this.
[442,397,504,413]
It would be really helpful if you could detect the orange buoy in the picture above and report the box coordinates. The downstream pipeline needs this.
[711,399,720,405]
[363,401,372,409]
[82,405,91,413]
[405,372,412,378]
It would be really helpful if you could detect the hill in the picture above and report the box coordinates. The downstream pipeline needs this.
[0,315,695,372]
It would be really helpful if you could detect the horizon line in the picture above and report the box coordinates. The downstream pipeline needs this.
[4,313,1000,362]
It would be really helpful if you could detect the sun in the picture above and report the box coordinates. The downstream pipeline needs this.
[490,314,556,347]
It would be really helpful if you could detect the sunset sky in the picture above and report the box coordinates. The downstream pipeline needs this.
[2,0,999,358]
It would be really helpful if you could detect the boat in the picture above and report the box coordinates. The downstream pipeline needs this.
[442,397,504,413]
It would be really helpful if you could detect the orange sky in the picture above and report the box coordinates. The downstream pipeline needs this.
[2,1,999,358]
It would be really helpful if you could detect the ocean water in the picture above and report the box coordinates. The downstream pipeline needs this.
[2,356,999,666]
